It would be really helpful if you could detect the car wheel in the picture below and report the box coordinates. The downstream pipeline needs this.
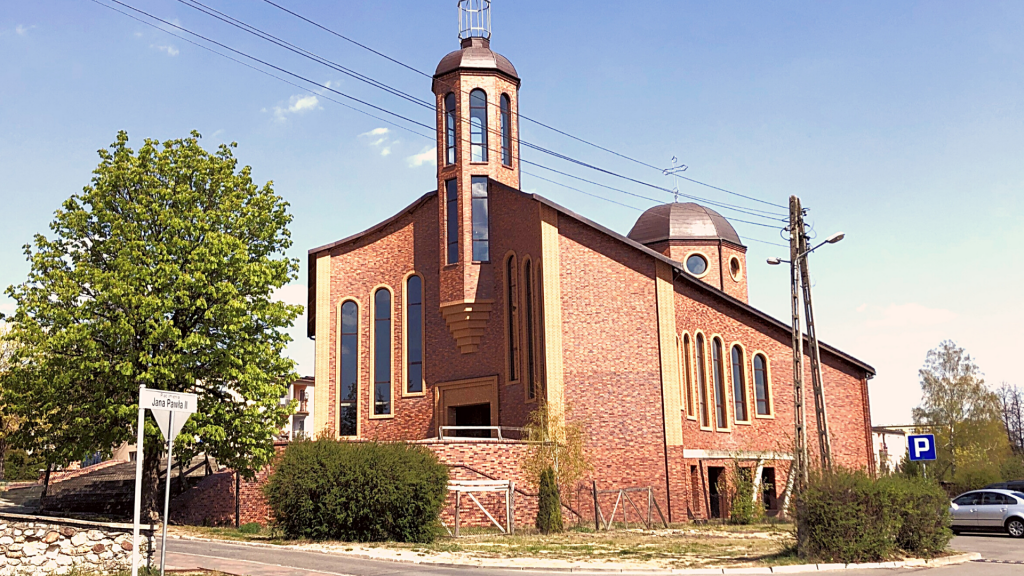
[1007,518,1024,538]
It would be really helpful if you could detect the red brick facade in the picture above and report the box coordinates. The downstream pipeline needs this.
[293,29,876,529]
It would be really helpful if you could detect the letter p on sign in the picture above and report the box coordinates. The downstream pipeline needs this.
[907,434,936,461]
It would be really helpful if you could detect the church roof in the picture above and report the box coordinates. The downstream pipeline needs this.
[306,186,873,377]
[434,37,519,81]
[627,202,743,246]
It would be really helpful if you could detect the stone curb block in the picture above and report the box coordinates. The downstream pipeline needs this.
[172,535,982,574]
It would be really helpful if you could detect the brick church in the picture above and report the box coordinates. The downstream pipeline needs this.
[307,4,875,522]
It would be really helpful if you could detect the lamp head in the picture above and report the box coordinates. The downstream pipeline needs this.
[826,232,845,244]
[767,257,783,266]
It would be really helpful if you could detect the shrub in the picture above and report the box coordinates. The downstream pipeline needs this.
[729,466,765,525]
[264,439,449,543]
[797,468,952,562]
[536,467,563,533]
[238,522,262,534]
[881,475,952,556]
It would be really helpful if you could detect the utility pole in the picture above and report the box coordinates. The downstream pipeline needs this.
[788,196,809,490]
[798,227,833,472]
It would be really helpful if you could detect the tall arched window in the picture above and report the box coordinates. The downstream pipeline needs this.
[754,354,771,416]
[500,94,512,166]
[712,337,727,428]
[682,334,694,417]
[446,179,459,265]
[731,345,748,422]
[338,300,358,437]
[405,276,423,394]
[445,92,457,165]
[373,288,392,416]
[524,259,537,400]
[470,89,488,162]
[505,253,520,383]
[696,334,710,428]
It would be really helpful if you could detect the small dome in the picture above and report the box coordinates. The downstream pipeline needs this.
[628,202,743,246]
[434,37,519,81]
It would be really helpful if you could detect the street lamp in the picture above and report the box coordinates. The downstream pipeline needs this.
[766,231,844,265]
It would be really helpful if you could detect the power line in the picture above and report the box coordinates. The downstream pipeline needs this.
[92,0,787,231]
[111,0,788,223]
[522,170,789,248]
[256,0,788,210]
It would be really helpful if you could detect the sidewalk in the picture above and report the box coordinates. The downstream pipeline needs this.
[167,533,981,575]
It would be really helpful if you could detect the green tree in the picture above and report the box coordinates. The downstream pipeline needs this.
[536,467,563,534]
[521,402,592,498]
[912,341,1011,483]
[3,131,300,518]
[0,325,23,481]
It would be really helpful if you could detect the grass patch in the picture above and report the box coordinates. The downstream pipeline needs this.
[173,522,798,569]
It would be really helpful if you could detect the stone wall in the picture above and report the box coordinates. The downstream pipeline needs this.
[0,513,155,575]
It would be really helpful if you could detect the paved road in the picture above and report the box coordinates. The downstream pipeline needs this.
[164,534,1023,576]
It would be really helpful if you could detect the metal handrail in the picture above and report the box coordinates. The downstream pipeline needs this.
[438,425,525,441]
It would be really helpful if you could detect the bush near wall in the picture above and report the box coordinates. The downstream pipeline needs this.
[264,439,449,543]
[797,469,952,563]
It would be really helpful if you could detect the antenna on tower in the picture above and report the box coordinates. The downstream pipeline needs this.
[663,156,688,203]
[459,0,491,40]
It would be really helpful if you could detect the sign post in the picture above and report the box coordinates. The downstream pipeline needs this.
[907,433,937,478]
[131,387,198,576]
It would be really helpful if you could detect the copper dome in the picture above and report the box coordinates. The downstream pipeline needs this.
[628,203,744,246]
[434,37,519,82]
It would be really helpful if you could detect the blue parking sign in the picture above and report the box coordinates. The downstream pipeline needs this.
[908,434,937,461]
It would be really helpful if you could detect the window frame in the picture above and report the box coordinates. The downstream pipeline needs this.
[711,335,731,431]
[402,273,426,398]
[695,331,712,431]
[445,92,457,165]
[503,251,520,385]
[523,256,539,403]
[681,332,697,420]
[471,175,490,262]
[469,89,488,163]
[335,298,361,438]
[730,342,752,424]
[369,285,395,419]
[500,93,512,167]
[752,351,775,418]
[684,251,711,279]
[445,178,459,265]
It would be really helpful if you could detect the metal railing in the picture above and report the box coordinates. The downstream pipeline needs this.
[438,426,525,441]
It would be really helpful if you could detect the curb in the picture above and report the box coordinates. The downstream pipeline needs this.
[169,535,981,574]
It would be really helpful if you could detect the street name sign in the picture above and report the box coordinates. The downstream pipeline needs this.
[132,387,199,576]
[907,433,937,462]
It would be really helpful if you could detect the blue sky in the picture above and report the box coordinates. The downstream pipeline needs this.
[2,1,1022,425]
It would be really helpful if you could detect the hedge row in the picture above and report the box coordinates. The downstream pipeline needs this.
[798,469,952,562]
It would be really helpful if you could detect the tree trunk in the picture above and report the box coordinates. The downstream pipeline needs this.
[141,444,163,522]
[235,471,241,528]
[41,463,52,499]
[0,436,7,483]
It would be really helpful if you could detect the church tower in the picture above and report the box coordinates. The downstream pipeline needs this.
[432,0,521,353]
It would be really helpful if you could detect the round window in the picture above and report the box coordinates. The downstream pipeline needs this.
[730,256,742,280]
[686,254,708,276]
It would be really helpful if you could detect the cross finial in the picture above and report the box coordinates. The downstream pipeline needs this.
[662,156,688,202]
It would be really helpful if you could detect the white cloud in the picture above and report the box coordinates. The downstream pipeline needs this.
[406,146,437,168]
[359,128,398,157]
[152,44,179,57]
[270,94,322,122]
[15,24,35,36]
[134,32,143,38]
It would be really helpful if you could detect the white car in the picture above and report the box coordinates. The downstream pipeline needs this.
[950,489,1024,538]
